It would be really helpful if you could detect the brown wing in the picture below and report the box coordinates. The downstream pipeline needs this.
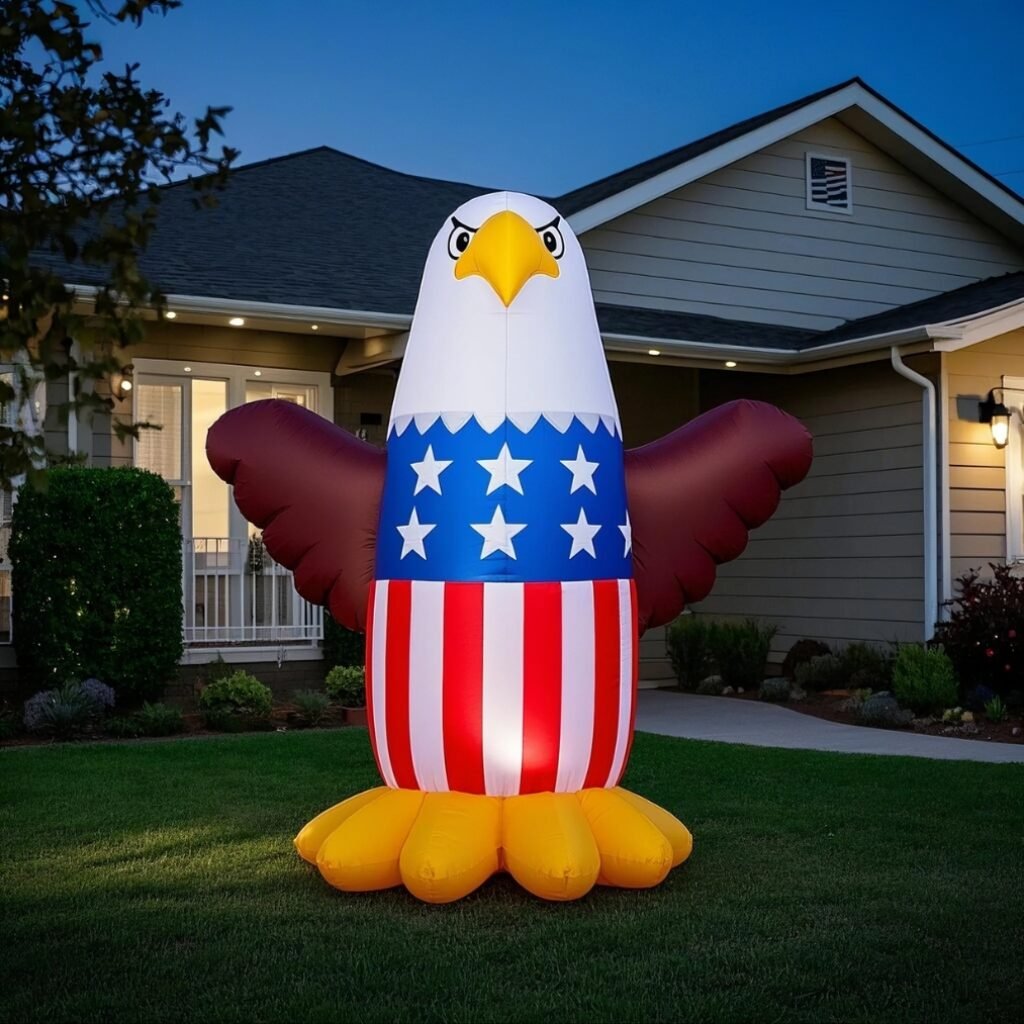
[206,399,385,631]
[625,399,813,634]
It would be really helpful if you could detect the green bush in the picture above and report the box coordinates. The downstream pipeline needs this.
[795,653,846,692]
[199,671,273,728]
[710,619,777,690]
[325,665,366,707]
[666,616,715,689]
[838,642,892,690]
[759,677,791,702]
[23,682,98,738]
[292,689,331,726]
[891,646,958,714]
[134,701,185,737]
[857,691,913,729]
[11,468,182,702]
[322,616,365,668]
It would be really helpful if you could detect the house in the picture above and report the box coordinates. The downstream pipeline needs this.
[5,77,1024,691]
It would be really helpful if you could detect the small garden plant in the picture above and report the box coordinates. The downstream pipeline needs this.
[292,689,331,726]
[199,671,273,731]
[984,695,1007,723]
[325,665,366,707]
[666,616,715,689]
[891,645,958,714]
[23,679,116,739]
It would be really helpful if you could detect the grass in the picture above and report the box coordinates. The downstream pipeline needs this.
[2,729,1022,1024]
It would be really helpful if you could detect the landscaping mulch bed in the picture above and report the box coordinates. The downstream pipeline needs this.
[683,686,1024,744]
[0,702,362,749]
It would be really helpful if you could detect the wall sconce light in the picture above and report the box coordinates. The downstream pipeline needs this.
[981,389,1011,449]
[113,364,134,400]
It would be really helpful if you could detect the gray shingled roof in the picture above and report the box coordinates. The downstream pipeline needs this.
[40,80,1024,354]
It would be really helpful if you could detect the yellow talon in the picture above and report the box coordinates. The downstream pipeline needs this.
[577,788,673,889]
[296,785,690,900]
[400,791,502,904]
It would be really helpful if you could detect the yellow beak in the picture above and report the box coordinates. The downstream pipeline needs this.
[454,210,559,307]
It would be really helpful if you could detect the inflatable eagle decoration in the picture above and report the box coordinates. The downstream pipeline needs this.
[208,191,812,903]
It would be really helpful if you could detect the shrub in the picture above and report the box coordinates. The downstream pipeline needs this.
[666,616,715,689]
[934,565,1023,697]
[199,671,273,729]
[325,665,366,706]
[857,691,913,729]
[781,639,831,680]
[838,643,892,690]
[322,616,365,668]
[759,677,791,702]
[292,689,331,726]
[105,715,142,739]
[891,645,958,714]
[709,619,777,690]
[11,468,183,703]
[134,701,185,737]
[795,653,845,692]
[79,678,116,711]
[984,695,1008,723]
[23,682,99,738]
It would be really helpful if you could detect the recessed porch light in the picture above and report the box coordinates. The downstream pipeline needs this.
[311,324,319,331]
[725,361,737,368]
[164,310,177,320]
[183,366,192,373]
[648,349,661,356]
[253,370,262,377]
[229,316,245,327]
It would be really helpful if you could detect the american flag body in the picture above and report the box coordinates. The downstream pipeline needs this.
[369,414,636,797]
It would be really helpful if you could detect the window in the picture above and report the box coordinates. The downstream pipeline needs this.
[805,152,853,215]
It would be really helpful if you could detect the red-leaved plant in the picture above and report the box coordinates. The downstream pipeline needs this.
[934,565,1024,696]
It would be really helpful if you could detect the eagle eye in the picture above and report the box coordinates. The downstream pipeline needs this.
[447,219,476,259]
[537,217,564,259]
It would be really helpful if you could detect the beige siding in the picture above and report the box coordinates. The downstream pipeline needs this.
[946,329,1024,580]
[693,359,927,661]
[583,118,1024,331]
[609,361,699,446]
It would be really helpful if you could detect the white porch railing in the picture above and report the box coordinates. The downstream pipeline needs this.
[184,536,323,646]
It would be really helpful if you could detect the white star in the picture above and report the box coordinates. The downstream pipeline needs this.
[410,445,452,495]
[619,511,632,556]
[560,445,599,494]
[477,443,532,495]
[561,508,601,559]
[396,508,435,559]
[471,504,527,559]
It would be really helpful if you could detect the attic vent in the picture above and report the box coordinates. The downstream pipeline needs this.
[805,153,852,214]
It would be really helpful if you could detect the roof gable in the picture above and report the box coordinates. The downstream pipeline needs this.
[562,79,1024,246]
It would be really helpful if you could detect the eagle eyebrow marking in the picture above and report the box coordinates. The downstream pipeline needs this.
[450,216,478,231]
[535,215,561,231]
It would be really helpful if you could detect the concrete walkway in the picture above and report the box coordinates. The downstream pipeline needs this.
[636,691,1024,764]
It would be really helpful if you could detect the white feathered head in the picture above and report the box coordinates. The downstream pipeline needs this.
[389,191,620,436]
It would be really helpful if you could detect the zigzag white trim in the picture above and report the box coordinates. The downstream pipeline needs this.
[387,411,622,440]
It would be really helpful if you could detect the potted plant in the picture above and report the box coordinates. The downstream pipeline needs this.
[325,665,367,725]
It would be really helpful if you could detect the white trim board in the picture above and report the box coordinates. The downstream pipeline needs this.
[566,82,1024,242]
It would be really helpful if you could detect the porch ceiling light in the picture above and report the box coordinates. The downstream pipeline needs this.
[725,361,737,368]
[648,349,660,356]
[164,310,177,319]
[311,324,319,331]
[981,389,1011,449]
[113,364,134,399]
[228,316,245,327]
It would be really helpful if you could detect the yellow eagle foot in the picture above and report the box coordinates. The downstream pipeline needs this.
[295,786,692,903]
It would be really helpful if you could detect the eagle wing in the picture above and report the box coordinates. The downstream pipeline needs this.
[625,399,813,634]
[206,399,385,631]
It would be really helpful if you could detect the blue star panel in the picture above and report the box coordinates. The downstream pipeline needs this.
[376,417,632,583]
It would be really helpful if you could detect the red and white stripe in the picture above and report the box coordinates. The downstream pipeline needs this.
[366,578,637,796]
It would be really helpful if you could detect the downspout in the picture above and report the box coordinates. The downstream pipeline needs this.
[891,347,937,640]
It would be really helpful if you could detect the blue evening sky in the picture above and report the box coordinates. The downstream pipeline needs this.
[90,0,1024,197]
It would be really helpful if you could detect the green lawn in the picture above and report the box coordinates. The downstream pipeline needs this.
[2,729,1022,1024]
